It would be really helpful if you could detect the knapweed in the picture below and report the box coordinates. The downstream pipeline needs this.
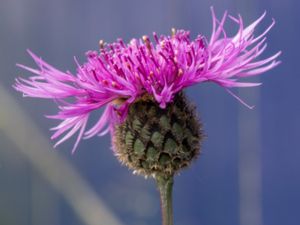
[14,8,280,225]
[14,8,280,179]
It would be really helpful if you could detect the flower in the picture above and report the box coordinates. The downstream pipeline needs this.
[14,8,281,153]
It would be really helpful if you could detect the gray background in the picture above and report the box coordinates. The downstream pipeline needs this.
[0,0,299,225]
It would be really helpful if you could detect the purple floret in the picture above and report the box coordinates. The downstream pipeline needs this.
[14,8,281,152]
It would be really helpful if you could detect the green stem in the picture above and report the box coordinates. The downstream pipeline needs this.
[156,175,174,225]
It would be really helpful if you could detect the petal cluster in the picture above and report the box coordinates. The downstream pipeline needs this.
[14,8,280,152]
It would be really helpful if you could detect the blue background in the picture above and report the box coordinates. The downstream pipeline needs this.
[0,0,299,225]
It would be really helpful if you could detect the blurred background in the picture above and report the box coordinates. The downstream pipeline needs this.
[0,0,299,225]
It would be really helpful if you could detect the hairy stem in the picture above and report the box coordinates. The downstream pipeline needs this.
[156,175,174,225]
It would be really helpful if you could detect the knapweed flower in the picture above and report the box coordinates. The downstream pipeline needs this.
[14,8,280,177]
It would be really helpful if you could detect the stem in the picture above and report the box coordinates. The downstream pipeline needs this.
[156,175,174,225]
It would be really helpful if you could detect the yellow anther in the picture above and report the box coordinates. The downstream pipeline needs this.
[160,40,166,48]
[113,97,127,106]
[112,81,117,87]
[142,35,151,51]
[142,35,149,42]
[171,28,176,37]
[174,56,178,63]
[177,68,183,76]
[99,40,105,49]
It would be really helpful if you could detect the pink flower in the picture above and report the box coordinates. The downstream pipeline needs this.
[14,8,281,153]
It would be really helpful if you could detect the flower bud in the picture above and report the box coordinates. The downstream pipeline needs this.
[113,92,203,177]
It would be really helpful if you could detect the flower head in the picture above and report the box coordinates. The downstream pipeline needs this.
[14,8,281,153]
